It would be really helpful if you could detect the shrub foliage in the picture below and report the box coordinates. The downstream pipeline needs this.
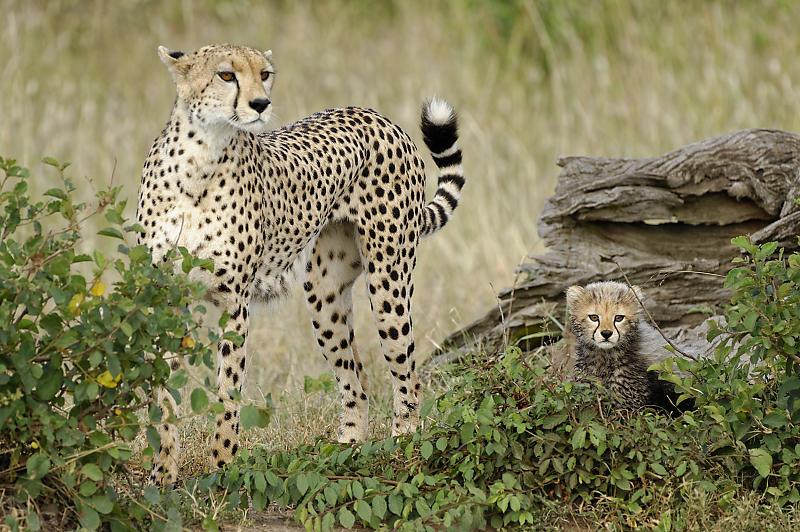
[1,155,798,530]
[0,157,219,530]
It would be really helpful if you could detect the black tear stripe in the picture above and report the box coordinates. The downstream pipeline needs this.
[233,79,240,110]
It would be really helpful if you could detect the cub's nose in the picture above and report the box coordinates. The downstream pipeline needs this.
[600,330,613,340]
[249,98,271,113]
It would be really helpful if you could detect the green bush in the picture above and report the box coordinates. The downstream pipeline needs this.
[0,157,219,530]
[2,153,797,530]
[668,236,800,503]
[192,235,800,531]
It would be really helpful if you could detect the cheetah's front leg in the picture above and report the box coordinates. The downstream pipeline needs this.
[211,297,250,469]
[149,357,182,486]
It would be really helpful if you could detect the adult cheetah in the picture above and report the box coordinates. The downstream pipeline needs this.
[137,44,465,485]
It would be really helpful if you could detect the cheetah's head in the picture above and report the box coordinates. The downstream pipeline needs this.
[158,44,274,133]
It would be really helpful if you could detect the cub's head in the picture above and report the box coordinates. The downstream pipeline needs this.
[566,281,643,350]
[158,44,274,133]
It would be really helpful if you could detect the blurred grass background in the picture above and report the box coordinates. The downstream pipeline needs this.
[2,0,800,415]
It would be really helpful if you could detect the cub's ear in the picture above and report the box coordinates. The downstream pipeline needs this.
[262,49,273,61]
[565,286,585,311]
[630,285,644,302]
[158,46,191,79]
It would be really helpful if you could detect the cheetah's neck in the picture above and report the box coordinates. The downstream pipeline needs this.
[157,103,250,194]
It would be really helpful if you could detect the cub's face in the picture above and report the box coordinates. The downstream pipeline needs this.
[566,282,642,350]
[158,44,274,133]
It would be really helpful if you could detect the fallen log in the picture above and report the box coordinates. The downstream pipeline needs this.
[429,129,800,371]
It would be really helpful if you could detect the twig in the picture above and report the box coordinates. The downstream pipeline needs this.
[657,269,724,278]
[489,282,509,352]
[612,259,700,363]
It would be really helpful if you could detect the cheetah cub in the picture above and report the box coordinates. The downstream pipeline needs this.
[137,44,466,485]
[566,281,694,416]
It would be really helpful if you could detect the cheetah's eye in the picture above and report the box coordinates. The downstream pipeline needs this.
[218,71,236,82]
[614,315,625,323]
[588,314,599,322]
[260,70,272,81]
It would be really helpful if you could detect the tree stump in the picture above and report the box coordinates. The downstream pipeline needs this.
[429,129,800,370]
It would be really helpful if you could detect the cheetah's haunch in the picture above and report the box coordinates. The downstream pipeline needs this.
[137,44,465,485]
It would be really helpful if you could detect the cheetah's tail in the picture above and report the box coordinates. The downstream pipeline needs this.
[419,97,464,238]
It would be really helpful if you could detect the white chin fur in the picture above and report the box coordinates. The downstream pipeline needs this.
[239,115,270,133]
[425,97,454,125]
[594,339,617,350]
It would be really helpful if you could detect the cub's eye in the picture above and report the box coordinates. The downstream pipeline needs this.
[218,71,235,82]
[588,314,599,322]
[614,315,625,323]
[260,70,272,81]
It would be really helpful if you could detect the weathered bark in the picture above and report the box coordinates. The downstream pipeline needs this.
[429,129,800,370]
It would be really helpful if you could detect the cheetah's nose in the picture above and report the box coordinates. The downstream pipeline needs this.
[600,330,613,340]
[249,98,271,114]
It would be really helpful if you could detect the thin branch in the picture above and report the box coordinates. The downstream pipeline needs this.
[612,259,700,363]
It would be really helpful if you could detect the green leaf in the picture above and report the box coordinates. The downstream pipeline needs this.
[190,388,209,413]
[338,507,355,529]
[146,425,162,452]
[324,484,338,507]
[79,505,100,530]
[90,494,114,514]
[296,473,309,496]
[420,440,433,460]
[265,470,281,487]
[97,227,124,240]
[201,516,219,532]
[388,493,403,515]
[43,188,67,200]
[651,463,668,476]
[321,512,335,532]
[241,405,271,429]
[372,495,387,520]
[743,310,759,331]
[749,448,773,478]
[355,500,372,522]
[27,453,51,480]
[731,235,755,253]
[571,426,586,450]
[144,485,161,504]
[253,471,267,493]
[81,464,103,482]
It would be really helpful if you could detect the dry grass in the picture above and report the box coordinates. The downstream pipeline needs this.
[3,2,800,524]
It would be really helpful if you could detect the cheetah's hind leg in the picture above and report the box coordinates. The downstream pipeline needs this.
[304,222,370,443]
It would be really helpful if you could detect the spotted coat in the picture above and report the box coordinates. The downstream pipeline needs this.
[137,44,465,485]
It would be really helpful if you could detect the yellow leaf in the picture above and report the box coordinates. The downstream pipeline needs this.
[31,442,39,449]
[90,281,105,297]
[97,370,121,388]
[114,408,122,416]
[68,293,83,314]
[182,336,195,349]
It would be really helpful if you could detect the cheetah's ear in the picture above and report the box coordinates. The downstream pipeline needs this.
[262,49,274,67]
[158,45,191,79]
[565,286,585,311]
